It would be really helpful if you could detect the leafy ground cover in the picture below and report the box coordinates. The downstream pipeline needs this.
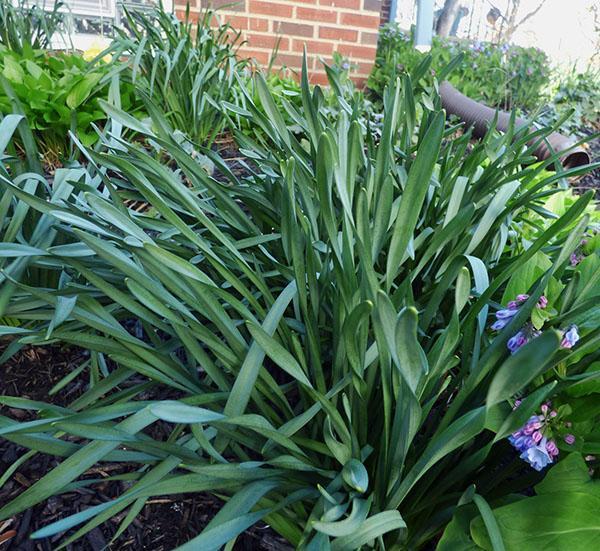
[0,46,139,165]
[0,3,599,550]
[368,24,551,111]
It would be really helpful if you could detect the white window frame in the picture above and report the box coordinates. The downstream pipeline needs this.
[18,0,173,50]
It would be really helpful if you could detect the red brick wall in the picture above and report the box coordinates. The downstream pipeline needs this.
[174,0,383,86]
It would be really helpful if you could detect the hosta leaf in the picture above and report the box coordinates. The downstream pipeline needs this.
[66,73,102,109]
[470,492,600,551]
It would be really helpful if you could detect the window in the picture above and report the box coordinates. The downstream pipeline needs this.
[25,0,172,50]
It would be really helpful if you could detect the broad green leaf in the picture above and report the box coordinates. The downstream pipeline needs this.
[66,73,102,109]
[535,453,599,496]
[437,504,480,551]
[470,492,600,551]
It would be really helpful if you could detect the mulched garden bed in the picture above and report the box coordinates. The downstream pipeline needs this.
[1,126,598,551]
[0,344,291,551]
[0,133,290,551]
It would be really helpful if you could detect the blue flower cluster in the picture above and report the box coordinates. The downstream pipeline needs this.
[509,405,561,471]
[490,294,579,354]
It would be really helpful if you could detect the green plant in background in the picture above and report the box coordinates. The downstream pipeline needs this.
[0,0,65,54]
[0,46,139,164]
[540,66,600,134]
[0,52,598,550]
[111,3,246,147]
[233,51,375,142]
[369,23,551,112]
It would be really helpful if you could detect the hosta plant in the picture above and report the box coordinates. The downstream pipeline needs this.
[0,46,138,163]
[0,58,599,550]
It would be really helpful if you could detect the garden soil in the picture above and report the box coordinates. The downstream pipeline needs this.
[0,343,291,551]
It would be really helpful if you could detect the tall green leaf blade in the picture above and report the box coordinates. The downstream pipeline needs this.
[386,111,445,287]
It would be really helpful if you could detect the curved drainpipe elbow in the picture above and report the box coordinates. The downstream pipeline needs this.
[439,81,590,169]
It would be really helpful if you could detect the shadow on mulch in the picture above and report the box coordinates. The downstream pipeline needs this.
[0,344,291,551]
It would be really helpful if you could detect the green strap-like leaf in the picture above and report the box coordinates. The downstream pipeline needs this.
[330,510,406,550]
[386,110,445,287]
[224,280,297,417]
[486,331,560,408]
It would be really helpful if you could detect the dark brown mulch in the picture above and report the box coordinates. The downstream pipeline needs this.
[0,343,292,551]
[212,133,256,183]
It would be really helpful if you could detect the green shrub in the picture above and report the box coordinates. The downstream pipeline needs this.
[540,66,600,133]
[0,58,598,549]
[368,23,551,111]
[0,46,138,163]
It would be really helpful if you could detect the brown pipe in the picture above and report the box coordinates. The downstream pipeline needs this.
[439,81,590,169]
